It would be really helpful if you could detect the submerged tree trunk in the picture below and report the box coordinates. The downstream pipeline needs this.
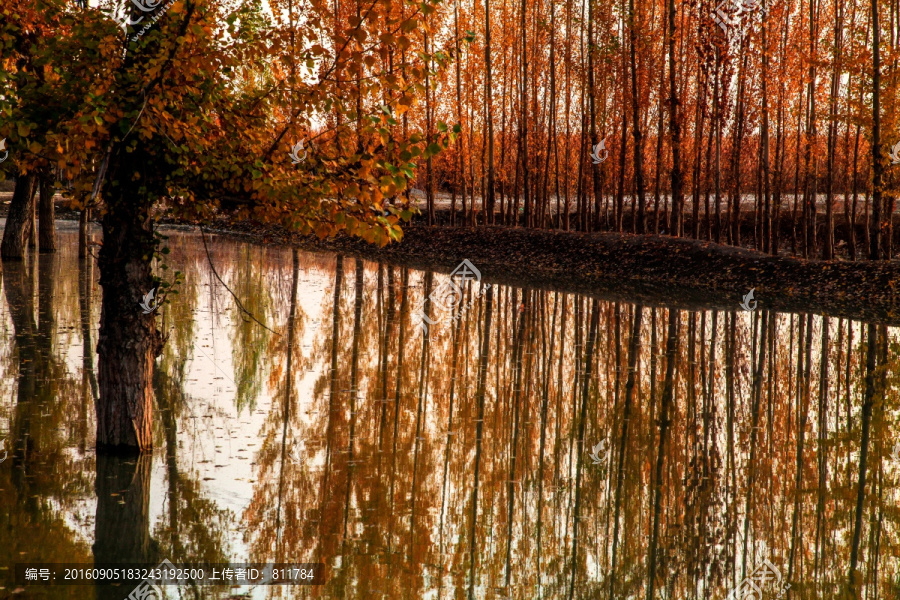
[79,207,92,259]
[93,454,154,600]
[38,172,56,253]
[4,260,38,406]
[1,174,37,260]
[96,149,163,452]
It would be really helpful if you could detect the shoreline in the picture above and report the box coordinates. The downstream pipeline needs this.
[200,220,900,326]
[4,206,899,324]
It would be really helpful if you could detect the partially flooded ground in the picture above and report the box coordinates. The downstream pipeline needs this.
[1,223,898,599]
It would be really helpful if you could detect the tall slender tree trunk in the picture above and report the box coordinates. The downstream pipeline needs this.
[563,0,573,230]
[629,0,647,233]
[761,22,772,253]
[547,1,559,230]
[824,0,843,258]
[667,0,684,237]
[871,0,884,260]
[485,0,496,225]
[801,0,820,258]
[714,47,722,243]
[519,0,529,227]
[730,51,749,247]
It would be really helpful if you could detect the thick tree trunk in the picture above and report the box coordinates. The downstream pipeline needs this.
[38,172,56,253]
[93,454,153,600]
[1,174,37,260]
[4,260,38,406]
[96,157,163,452]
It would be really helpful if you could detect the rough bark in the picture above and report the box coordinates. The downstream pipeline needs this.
[38,171,56,253]
[96,149,163,452]
[1,174,37,260]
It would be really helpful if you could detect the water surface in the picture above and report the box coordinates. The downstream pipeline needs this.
[1,223,898,599]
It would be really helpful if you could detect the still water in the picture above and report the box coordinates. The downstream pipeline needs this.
[1,223,898,599]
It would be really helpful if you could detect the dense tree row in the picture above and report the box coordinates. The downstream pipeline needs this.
[411,0,900,260]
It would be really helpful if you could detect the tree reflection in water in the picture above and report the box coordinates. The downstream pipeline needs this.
[1,228,898,599]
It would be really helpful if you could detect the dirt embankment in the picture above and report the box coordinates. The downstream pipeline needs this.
[207,222,900,325]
